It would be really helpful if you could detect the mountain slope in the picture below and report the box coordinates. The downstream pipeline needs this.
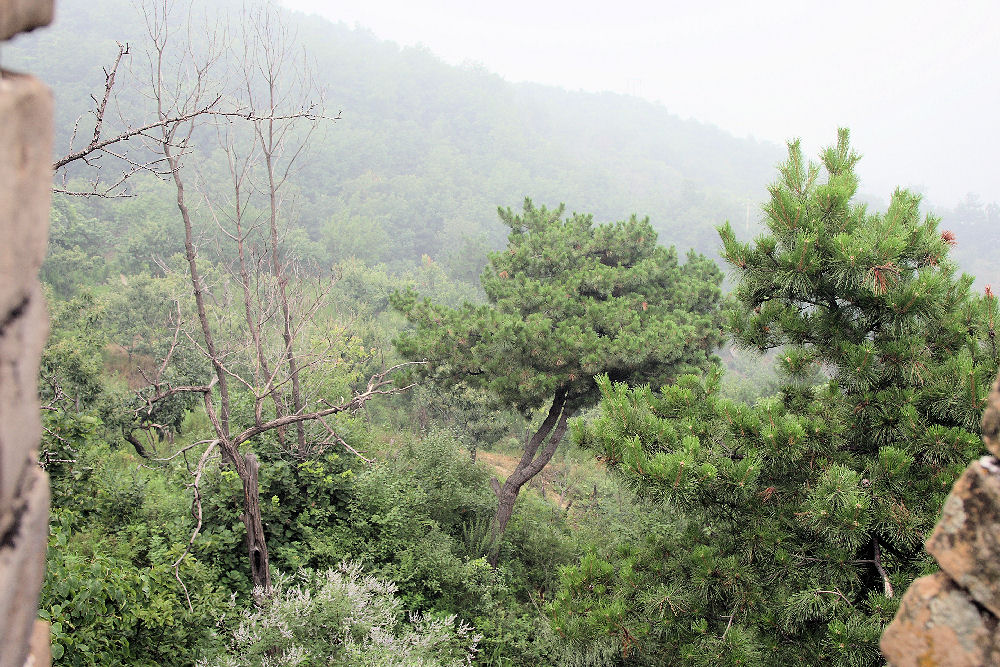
[6,0,781,277]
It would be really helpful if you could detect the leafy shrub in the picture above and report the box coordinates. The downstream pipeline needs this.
[207,562,482,666]
[43,510,226,666]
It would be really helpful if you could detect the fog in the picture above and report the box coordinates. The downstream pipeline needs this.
[281,0,1000,208]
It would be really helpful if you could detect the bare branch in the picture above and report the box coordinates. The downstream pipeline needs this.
[136,378,217,415]
[316,415,374,464]
[152,439,218,463]
[173,439,218,613]
[231,362,422,448]
[874,539,894,599]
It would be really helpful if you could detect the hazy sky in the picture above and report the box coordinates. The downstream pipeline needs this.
[281,0,999,208]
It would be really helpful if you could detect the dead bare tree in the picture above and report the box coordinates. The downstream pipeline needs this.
[137,358,417,593]
[50,5,336,198]
[112,0,382,595]
[51,40,211,198]
[238,3,323,456]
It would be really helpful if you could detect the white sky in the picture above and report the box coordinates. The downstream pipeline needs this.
[281,0,1000,207]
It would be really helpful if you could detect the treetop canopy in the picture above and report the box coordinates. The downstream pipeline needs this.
[392,199,725,414]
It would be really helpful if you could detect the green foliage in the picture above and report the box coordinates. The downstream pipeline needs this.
[41,429,229,666]
[393,199,725,414]
[392,199,725,569]
[41,198,111,298]
[194,432,498,607]
[335,433,497,612]
[41,290,112,409]
[208,563,482,666]
[409,384,524,456]
[11,0,783,279]
[40,280,203,458]
[35,3,1000,664]
[554,132,997,665]
[43,513,224,666]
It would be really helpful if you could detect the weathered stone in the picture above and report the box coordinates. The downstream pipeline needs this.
[24,621,51,667]
[982,372,1000,458]
[0,0,54,41]
[0,285,47,540]
[881,572,1000,667]
[0,72,51,539]
[0,72,52,321]
[0,29,55,667]
[925,457,1000,618]
[0,466,49,667]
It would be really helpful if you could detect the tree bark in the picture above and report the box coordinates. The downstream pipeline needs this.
[164,139,232,442]
[487,386,570,566]
[238,452,271,594]
[123,429,149,458]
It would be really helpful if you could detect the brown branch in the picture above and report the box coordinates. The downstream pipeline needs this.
[54,104,336,172]
[152,438,218,463]
[231,363,421,448]
[123,429,151,458]
[135,377,217,418]
[518,386,568,473]
[508,386,569,488]
[873,539,894,598]
[814,589,854,606]
[522,410,570,482]
[316,415,374,464]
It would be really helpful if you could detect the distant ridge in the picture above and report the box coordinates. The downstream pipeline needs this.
[8,0,781,275]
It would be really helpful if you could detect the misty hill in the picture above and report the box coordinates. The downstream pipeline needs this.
[9,0,996,288]
[4,0,781,280]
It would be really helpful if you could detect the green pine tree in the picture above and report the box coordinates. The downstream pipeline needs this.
[392,199,725,565]
[552,131,999,665]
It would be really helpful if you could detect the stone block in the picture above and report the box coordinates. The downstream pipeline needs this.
[880,571,1000,667]
[0,71,51,540]
[925,456,1000,618]
[0,466,49,667]
[0,0,54,41]
[0,284,47,539]
[981,371,1000,458]
[0,71,52,320]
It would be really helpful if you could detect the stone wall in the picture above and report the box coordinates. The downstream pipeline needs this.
[881,372,1000,666]
[0,2,55,666]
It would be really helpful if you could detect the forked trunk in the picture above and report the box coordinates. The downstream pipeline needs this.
[487,387,571,566]
[490,485,519,554]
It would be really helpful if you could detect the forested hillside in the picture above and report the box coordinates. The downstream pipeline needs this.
[14,1,1000,665]
[5,0,780,279]
[11,0,997,286]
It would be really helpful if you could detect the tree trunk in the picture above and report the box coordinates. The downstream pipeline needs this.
[487,387,570,566]
[232,178,288,451]
[259,80,307,457]
[239,452,271,594]
[165,141,231,441]
[490,482,519,558]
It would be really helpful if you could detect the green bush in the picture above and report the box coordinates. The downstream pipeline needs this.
[207,562,482,667]
[43,510,227,666]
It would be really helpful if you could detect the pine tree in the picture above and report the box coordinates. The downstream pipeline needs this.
[392,199,725,564]
[552,131,999,665]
